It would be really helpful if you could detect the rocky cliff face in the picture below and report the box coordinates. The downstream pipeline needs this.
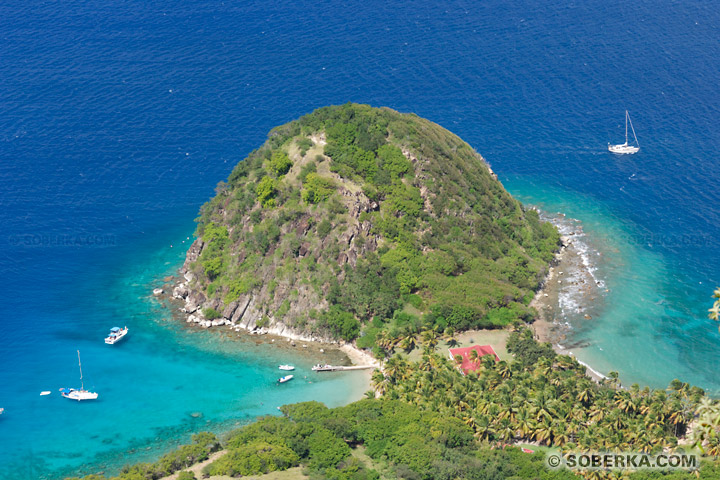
[170,104,559,342]
[170,185,381,342]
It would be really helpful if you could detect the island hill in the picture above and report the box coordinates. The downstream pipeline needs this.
[74,105,720,480]
[171,103,560,347]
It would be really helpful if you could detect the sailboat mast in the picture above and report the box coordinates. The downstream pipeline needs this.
[77,350,84,390]
[625,110,629,144]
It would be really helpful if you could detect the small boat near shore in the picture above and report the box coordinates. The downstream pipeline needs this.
[105,326,128,344]
[311,364,334,372]
[278,375,294,383]
[278,365,295,371]
[60,350,98,401]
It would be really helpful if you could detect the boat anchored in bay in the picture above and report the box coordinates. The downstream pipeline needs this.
[60,350,98,401]
[105,326,128,344]
[278,375,294,383]
[609,110,640,154]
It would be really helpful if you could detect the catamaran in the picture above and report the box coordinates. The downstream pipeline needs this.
[609,110,640,154]
[60,350,98,401]
[105,326,128,344]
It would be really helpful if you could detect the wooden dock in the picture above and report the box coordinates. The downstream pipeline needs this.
[312,365,376,372]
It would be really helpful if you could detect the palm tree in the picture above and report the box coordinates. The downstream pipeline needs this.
[555,355,574,371]
[370,369,388,396]
[481,354,497,370]
[515,408,535,439]
[605,371,620,389]
[532,391,555,422]
[533,419,554,445]
[576,381,595,406]
[468,348,479,367]
[383,356,404,382]
[496,418,515,442]
[588,405,606,423]
[614,391,632,413]
[497,361,512,379]
[444,327,458,348]
[706,433,720,457]
[709,287,720,327]
[421,329,439,351]
[399,335,416,354]
[534,357,552,377]
[474,416,495,441]
[696,396,718,418]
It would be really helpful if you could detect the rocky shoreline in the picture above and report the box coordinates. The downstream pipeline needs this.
[156,237,330,340]
[151,246,381,371]
[529,210,609,383]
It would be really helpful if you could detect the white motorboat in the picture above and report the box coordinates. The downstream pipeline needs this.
[278,365,295,371]
[278,375,294,383]
[60,350,98,401]
[609,110,640,154]
[105,326,128,344]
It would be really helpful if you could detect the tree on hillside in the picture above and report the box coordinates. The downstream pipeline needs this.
[709,287,720,331]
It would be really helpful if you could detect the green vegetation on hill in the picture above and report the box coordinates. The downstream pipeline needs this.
[188,103,560,345]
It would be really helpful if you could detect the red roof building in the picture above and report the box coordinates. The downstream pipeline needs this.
[448,345,500,374]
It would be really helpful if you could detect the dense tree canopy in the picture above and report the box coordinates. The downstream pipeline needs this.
[189,103,560,345]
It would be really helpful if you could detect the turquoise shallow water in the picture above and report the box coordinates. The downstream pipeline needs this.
[0,227,369,480]
[505,176,719,394]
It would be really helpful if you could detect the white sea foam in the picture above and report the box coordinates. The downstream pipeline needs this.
[533,209,612,380]
[578,360,607,379]
[540,212,608,323]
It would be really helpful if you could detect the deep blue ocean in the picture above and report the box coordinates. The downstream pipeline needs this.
[1,0,719,478]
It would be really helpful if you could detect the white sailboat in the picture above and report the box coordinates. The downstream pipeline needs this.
[609,110,640,154]
[60,350,98,401]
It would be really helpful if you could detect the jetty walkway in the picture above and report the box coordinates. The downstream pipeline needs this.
[313,365,376,372]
